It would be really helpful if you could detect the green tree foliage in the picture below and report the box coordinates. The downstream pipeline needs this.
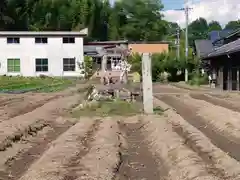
[84,56,93,79]
[0,0,168,41]
[224,20,240,30]
[208,21,222,31]
[188,18,209,47]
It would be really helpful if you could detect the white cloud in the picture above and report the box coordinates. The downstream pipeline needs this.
[163,0,240,28]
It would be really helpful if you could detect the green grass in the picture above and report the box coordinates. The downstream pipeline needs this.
[153,106,164,115]
[71,99,142,117]
[0,76,74,92]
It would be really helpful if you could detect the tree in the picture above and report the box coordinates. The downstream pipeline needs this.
[224,20,240,30]
[208,21,222,31]
[188,17,209,47]
[120,0,168,41]
[0,0,11,30]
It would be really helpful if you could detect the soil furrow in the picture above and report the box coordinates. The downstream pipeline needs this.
[143,114,219,180]
[18,117,95,180]
[0,95,82,149]
[115,116,166,180]
[0,121,75,180]
[172,125,230,179]
[158,95,240,161]
[154,97,240,179]
[190,93,240,112]
[0,97,24,107]
[73,118,122,180]
[7,95,61,119]
[0,120,49,151]
[62,119,102,180]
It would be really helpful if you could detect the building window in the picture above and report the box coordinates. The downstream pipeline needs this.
[63,58,75,71]
[7,37,20,44]
[7,58,20,72]
[35,37,48,44]
[35,58,48,72]
[62,37,75,44]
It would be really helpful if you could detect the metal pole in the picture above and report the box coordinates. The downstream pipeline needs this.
[184,0,189,82]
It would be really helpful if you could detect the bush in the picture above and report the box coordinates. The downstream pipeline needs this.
[189,70,208,86]
[84,56,93,79]
[128,50,198,83]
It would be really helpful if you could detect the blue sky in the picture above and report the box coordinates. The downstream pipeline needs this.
[110,0,239,27]
[109,0,184,10]
[162,0,184,10]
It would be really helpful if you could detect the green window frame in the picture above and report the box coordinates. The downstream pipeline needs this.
[36,58,48,72]
[7,58,20,72]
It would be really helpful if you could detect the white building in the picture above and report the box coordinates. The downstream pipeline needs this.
[0,29,88,77]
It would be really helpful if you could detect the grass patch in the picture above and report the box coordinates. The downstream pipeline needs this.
[0,76,74,92]
[153,106,164,115]
[72,99,142,117]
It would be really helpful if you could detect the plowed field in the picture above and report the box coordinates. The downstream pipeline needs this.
[2,83,240,180]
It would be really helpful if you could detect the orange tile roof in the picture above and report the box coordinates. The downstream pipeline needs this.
[129,43,169,54]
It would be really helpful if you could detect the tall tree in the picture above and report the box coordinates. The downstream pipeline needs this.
[224,20,240,30]
[188,17,209,47]
[208,21,222,31]
[120,0,167,41]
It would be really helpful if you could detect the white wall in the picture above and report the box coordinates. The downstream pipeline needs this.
[0,36,84,77]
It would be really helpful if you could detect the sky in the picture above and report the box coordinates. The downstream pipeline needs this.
[163,0,240,28]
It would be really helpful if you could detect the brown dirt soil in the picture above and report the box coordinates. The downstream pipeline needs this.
[143,114,219,180]
[191,93,240,112]
[0,120,74,180]
[157,94,240,162]
[72,117,121,180]
[116,115,168,180]
[154,98,240,180]
[0,93,85,180]
[19,117,95,180]
[178,94,240,140]
[0,94,83,150]
[153,84,189,94]
[0,94,60,122]
[0,83,89,122]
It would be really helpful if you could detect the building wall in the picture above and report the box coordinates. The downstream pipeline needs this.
[129,43,169,54]
[0,36,84,77]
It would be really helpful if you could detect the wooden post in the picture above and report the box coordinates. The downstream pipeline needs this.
[228,68,232,91]
[219,67,223,90]
[142,53,153,114]
[237,68,240,91]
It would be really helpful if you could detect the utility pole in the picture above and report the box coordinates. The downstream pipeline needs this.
[175,0,192,82]
[184,0,190,82]
[176,28,180,59]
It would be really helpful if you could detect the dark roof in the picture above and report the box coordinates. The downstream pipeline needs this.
[209,30,233,42]
[85,40,128,45]
[194,40,214,58]
[212,28,240,45]
[202,38,240,59]
[83,45,105,56]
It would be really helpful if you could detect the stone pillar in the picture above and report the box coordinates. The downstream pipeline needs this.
[142,53,153,114]
[101,55,107,84]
